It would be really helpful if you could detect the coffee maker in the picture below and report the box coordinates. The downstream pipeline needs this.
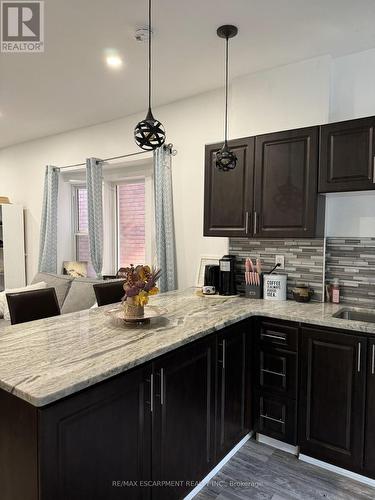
[219,255,237,296]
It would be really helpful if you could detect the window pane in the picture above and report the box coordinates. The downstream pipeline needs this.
[76,234,95,277]
[77,188,88,232]
[118,182,145,268]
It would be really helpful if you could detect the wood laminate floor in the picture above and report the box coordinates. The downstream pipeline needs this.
[195,439,375,500]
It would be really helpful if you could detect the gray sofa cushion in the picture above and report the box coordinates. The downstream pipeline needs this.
[0,318,10,331]
[61,277,103,314]
[32,272,73,308]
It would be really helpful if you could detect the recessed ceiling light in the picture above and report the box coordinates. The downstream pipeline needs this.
[106,54,123,69]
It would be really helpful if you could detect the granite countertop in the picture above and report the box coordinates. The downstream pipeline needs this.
[0,288,374,408]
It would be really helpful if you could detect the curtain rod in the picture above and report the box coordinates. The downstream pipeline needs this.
[58,143,176,170]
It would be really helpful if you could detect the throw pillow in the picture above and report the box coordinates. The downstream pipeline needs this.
[0,281,48,320]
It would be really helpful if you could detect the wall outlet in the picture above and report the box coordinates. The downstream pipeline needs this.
[275,255,285,270]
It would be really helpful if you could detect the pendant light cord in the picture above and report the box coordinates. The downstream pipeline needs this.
[148,0,152,111]
[224,35,229,145]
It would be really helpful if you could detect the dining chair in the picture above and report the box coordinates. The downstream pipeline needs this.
[6,287,60,325]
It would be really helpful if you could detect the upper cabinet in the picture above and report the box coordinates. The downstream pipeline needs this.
[319,117,375,193]
[254,127,324,238]
[204,137,255,237]
[204,127,324,239]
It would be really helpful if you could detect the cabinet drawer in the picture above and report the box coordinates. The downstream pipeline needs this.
[254,391,297,445]
[257,348,297,399]
[258,320,298,352]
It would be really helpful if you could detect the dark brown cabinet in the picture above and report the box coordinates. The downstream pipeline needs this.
[204,137,255,237]
[253,319,299,445]
[254,127,324,238]
[39,366,152,500]
[319,117,375,193]
[364,338,375,478]
[299,327,367,472]
[203,127,324,239]
[216,321,251,461]
[1,323,254,500]
[152,337,216,500]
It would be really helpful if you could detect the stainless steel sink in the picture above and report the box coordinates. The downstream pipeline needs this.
[333,308,375,323]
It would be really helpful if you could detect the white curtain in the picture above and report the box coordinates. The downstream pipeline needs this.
[154,146,177,292]
[86,158,103,278]
[38,165,60,273]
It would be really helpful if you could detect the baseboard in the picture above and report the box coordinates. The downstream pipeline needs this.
[256,433,299,456]
[184,432,253,500]
[299,454,375,488]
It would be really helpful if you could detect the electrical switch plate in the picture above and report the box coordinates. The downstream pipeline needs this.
[275,255,285,270]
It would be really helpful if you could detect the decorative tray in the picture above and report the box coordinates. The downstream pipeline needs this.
[106,305,167,324]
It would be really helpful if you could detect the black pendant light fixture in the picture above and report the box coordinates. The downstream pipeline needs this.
[216,25,238,171]
[134,0,166,150]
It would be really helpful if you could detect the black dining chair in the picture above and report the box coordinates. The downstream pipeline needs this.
[93,280,125,307]
[6,287,60,325]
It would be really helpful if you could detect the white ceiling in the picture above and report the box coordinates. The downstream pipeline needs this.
[1,0,375,149]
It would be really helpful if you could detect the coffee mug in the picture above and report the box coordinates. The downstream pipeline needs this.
[202,285,216,295]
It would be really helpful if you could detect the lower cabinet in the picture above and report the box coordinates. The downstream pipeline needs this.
[299,327,367,472]
[216,321,252,461]
[151,337,216,500]
[39,365,152,500]
[253,319,299,445]
[364,337,375,478]
[2,321,251,500]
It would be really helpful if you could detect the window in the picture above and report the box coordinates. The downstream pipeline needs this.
[116,181,146,268]
[73,186,95,277]
[72,176,149,276]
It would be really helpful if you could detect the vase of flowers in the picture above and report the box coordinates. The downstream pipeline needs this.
[122,265,161,319]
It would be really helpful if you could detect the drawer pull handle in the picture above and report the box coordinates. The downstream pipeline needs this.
[261,333,286,341]
[261,368,286,377]
[254,211,258,234]
[245,211,249,234]
[260,413,285,425]
[373,157,375,183]
[372,344,375,375]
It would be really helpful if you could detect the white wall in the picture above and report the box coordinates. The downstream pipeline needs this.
[325,48,375,237]
[0,55,330,287]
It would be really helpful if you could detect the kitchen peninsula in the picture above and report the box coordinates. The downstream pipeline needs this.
[1,289,375,500]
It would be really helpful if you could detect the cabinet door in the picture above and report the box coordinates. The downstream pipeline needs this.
[152,337,215,500]
[39,367,152,500]
[364,338,375,478]
[204,137,254,237]
[319,117,375,193]
[216,322,251,461]
[254,127,322,238]
[299,327,366,471]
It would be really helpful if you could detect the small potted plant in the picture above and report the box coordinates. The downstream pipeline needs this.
[122,265,161,319]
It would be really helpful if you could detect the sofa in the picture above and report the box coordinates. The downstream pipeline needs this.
[0,272,117,329]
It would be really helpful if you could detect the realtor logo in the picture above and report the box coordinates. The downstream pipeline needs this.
[1,1,44,52]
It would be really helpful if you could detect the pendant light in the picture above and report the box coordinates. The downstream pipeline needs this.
[216,25,238,171]
[134,0,166,150]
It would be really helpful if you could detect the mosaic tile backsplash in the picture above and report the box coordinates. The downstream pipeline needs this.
[325,238,375,307]
[229,238,325,302]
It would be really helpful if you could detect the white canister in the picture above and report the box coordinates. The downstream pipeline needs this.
[263,274,287,301]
